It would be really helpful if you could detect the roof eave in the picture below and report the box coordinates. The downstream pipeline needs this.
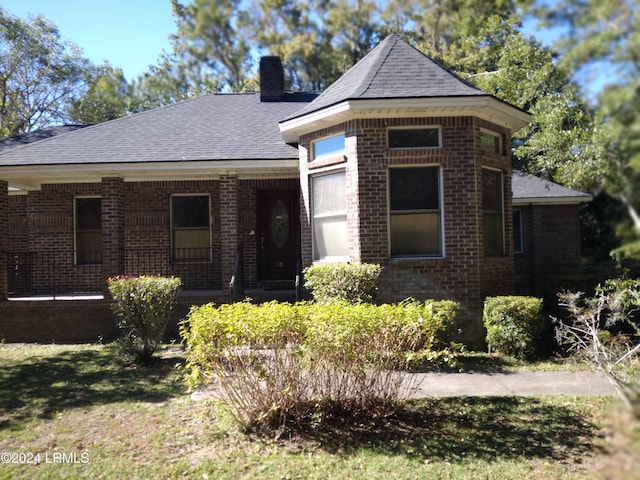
[1,159,300,193]
[280,96,531,142]
[512,195,593,205]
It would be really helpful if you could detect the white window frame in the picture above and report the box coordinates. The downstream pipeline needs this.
[311,169,348,262]
[387,126,442,150]
[513,209,524,254]
[170,194,211,263]
[388,165,444,259]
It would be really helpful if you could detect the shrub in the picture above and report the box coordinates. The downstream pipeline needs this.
[180,299,458,431]
[554,281,640,417]
[483,296,546,360]
[108,275,182,363]
[303,262,380,304]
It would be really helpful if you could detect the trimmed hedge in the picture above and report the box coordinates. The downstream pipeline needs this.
[180,299,458,430]
[108,275,182,362]
[483,296,546,359]
[303,263,381,304]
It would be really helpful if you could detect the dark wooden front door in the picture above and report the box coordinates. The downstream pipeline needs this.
[257,189,300,282]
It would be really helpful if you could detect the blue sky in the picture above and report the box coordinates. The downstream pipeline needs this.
[3,0,176,80]
[4,0,560,82]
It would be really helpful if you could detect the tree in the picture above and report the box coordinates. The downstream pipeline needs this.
[532,0,640,231]
[0,8,91,138]
[68,63,130,124]
[170,0,254,92]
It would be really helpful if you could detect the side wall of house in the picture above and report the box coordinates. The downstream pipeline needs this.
[514,203,584,300]
[299,116,514,347]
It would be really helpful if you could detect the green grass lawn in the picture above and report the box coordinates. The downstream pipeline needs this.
[0,343,636,480]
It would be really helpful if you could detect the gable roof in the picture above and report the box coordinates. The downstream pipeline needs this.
[512,170,592,205]
[280,34,531,141]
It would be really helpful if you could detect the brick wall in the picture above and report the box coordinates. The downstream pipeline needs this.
[299,116,514,347]
[515,203,584,299]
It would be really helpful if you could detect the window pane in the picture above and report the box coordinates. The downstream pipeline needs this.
[484,213,504,257]
[390,168,439,210]
[173,229,210,261]
[313,216,348,258]
[172,196,209,228]
[312,171,347,260]
[390,212,440,256]
[313,171,346,215]
[388,128,439,148]
[312,134,345,159]
[482,169,502,212]
[76,198,101,230]
[76,231,102,264]
[513,210,523,253]
[480,131,500,154]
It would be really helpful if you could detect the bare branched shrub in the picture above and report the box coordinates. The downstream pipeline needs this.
[554,282,640,417]
[180,300,458,431]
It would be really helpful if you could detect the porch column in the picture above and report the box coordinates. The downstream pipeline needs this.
[0,180,8,300]
[220,174,239,295]
[101,177,125,297]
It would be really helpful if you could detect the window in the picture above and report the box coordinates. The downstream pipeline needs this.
[513,210,523,254]
[171,195,211,262]
[312,170,348,260]
[482,169,504,256]
[312,133,345,160]
[389,167,442,257]
[75,197,102,265]
[388,127,440,149]
[480,129,501,154]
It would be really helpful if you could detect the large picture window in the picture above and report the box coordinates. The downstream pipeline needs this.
[482,168,505,256]
[389,167,442,257]
[312,170,348,260]
[75,197,102,265]
[171,195,211,262]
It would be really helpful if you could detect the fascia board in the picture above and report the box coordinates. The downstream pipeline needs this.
[1,159,299,191]
[280,97,531,142]
[513,196,593,205]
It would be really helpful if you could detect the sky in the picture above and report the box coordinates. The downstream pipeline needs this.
[3,0,561,82]
[3,0,176,80]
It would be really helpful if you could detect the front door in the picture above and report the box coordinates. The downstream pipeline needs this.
[257,189,300,282]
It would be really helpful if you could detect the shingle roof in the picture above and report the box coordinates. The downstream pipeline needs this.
[0,125,87,153]
[0,93,316,167]
[286,33,487,120]
[512,170,592,204]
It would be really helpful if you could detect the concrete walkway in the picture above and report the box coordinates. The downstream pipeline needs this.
[405,370,616,398]
[192,370,616,401]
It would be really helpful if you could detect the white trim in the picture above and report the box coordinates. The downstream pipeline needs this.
[513,196,592,205]
[1,159,299,192]
[280,97,531,142]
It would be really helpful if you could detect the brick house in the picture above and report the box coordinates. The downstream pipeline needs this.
[0,34,590,344]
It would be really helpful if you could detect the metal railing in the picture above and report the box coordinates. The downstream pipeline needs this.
[6,248,218,296]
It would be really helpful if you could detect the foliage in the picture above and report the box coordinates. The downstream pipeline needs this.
[303,262,381,304]
[0,8,92,137]
[483,296,546,360]
[554,280,640,417]
[108,275,182,363]
[68,63,130,124]
[180,299,458,431]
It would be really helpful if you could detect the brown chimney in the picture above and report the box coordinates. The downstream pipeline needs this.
[259,56,284,102]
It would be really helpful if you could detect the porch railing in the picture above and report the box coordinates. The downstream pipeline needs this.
[6,248,217,296]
